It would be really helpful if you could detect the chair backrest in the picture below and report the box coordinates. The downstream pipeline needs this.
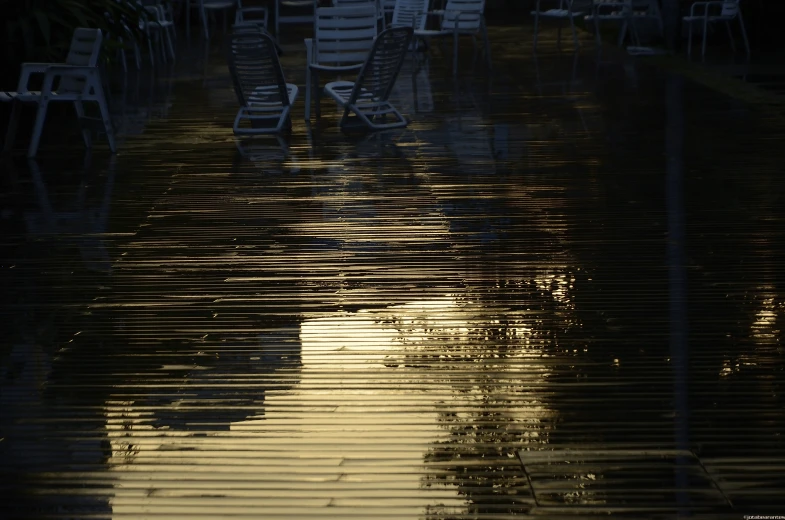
[391,0,429,30]
[313,4,378,66]
[227,24,290,108]
[349,25,413,103]
[720,0,740,17]
[58,28,103,94]
[440,0,484,32]
[65,28,103,67]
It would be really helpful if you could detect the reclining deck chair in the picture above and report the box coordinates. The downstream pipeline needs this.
[227,24,299,134]
[323,26,413,131]
[1,28,116,158]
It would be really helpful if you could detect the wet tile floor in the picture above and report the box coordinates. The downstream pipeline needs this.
[1,22,784,519]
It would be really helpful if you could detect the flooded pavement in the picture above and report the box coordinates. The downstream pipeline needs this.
[1,21,784,520]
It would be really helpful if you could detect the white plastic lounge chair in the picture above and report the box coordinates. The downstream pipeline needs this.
[412,0,491,76]
[1,28,116,158]
[683,0,749,59]
[227,24,299,134]
[304,4,379,121]
[235,3,269,29]
[390,0,430,30]
[323,26,413,131]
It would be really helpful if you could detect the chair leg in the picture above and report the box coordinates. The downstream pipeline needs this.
[164,27,176,60]
[27,101,49,158]
[533,13,540,49]
[73,101,93,149]
[305,67,312,121]
[569,16,579,48]
[201,6,210,39]
[314,71,321,119]
[147,30,156,66]
[4,101,22,152]
[725,20,736,54]
[701,18,708,60]
[96,89,117,154]
[482,19,492,71]
[737,12,750,58]
[133,41,142,69]
[453,30,459,76]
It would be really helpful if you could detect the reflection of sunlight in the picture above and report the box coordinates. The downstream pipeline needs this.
[104,295,557,517]
[751,289,779,341]
[534,271,575,308]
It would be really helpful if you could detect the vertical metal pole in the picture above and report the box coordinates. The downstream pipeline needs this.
[662,0,682,52]
[666,72,690,511]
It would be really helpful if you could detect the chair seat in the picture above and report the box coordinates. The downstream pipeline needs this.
[585,12,626,20]
[683,14,733,21]
[0,90,88,103]
[413,28,450,37]
[309,62,365,73]
[247,84,299,106]
[533,8,582,17]
[324,80,407,129]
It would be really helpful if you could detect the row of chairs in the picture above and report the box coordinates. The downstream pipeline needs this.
[532,0,750,59]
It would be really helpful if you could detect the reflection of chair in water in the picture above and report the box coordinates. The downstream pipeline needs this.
[24,155,117,273]
[393,55,434,114]
[148,327,301,431]
[533,50,592,136]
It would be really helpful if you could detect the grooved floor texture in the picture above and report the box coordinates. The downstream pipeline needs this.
[1,22,784,520]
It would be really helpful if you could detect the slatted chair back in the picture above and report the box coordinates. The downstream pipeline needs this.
[59,28,104,94]
[313,4,379,67]
[720,0,740,17]
[350,25,413,103]
[391,0,429,30]
[227,24,290,109]
[440,0,485,33]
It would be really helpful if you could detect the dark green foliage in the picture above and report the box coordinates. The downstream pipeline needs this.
[1,0,146,86]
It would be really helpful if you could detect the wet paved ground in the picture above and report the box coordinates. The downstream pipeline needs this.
[1,20,785,519]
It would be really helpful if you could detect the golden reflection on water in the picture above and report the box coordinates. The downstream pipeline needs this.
[103,294,556,517]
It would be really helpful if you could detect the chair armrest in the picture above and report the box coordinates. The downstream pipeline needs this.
[689,1,724,17]
[40,65,98,96]
[305,37,314,65]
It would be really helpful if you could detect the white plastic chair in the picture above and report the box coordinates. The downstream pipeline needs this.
[227,24,299,134]
[1,28,116,158]
[390,0,430,30]
[333,0,387,28]
[191,0,237,39]
[324,26,413,131]
[275,0,317,39]
[141,0,177,64]
[531,0,586,49]
[235,3,269,29]
[304,4,379,121]
[683,0,749,59]
[412,0,491,76]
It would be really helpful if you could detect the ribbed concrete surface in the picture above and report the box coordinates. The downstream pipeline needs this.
[1,23,784,519]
